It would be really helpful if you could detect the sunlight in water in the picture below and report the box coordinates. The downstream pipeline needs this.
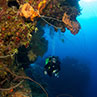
[79,0,97,18]
[81,0,97,2]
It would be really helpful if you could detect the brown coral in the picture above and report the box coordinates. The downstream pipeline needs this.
[62,13,81,35]
[27,50,37,61]
[12,91,29,97]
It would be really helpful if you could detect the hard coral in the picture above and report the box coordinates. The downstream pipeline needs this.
[0,7,35,57]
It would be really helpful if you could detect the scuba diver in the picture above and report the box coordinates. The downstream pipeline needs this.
[44,56,61,77]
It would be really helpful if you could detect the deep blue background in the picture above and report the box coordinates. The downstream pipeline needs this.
[32,0,97,97]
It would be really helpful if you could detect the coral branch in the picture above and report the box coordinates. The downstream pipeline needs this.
[0,67,48,97]
[41,16,62,29]
[0,80,24,91]
[0,53,15,59]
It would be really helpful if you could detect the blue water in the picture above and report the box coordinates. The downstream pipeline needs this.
[33,0,97,97]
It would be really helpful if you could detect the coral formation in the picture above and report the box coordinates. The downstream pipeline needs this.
[19,0,49,21]
[27,50,37,61]
[12,91,29,97]
[62,13,80,35]
[0,0,81,97]
[20,3,39,20]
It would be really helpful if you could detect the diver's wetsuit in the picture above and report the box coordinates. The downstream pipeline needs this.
[44,56,61,77]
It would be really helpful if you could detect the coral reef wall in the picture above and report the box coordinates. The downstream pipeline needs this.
[0,0,81,97]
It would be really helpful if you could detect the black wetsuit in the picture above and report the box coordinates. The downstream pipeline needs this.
[44,57,61,77]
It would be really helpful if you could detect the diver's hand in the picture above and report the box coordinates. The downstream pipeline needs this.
[44,70,47,75]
